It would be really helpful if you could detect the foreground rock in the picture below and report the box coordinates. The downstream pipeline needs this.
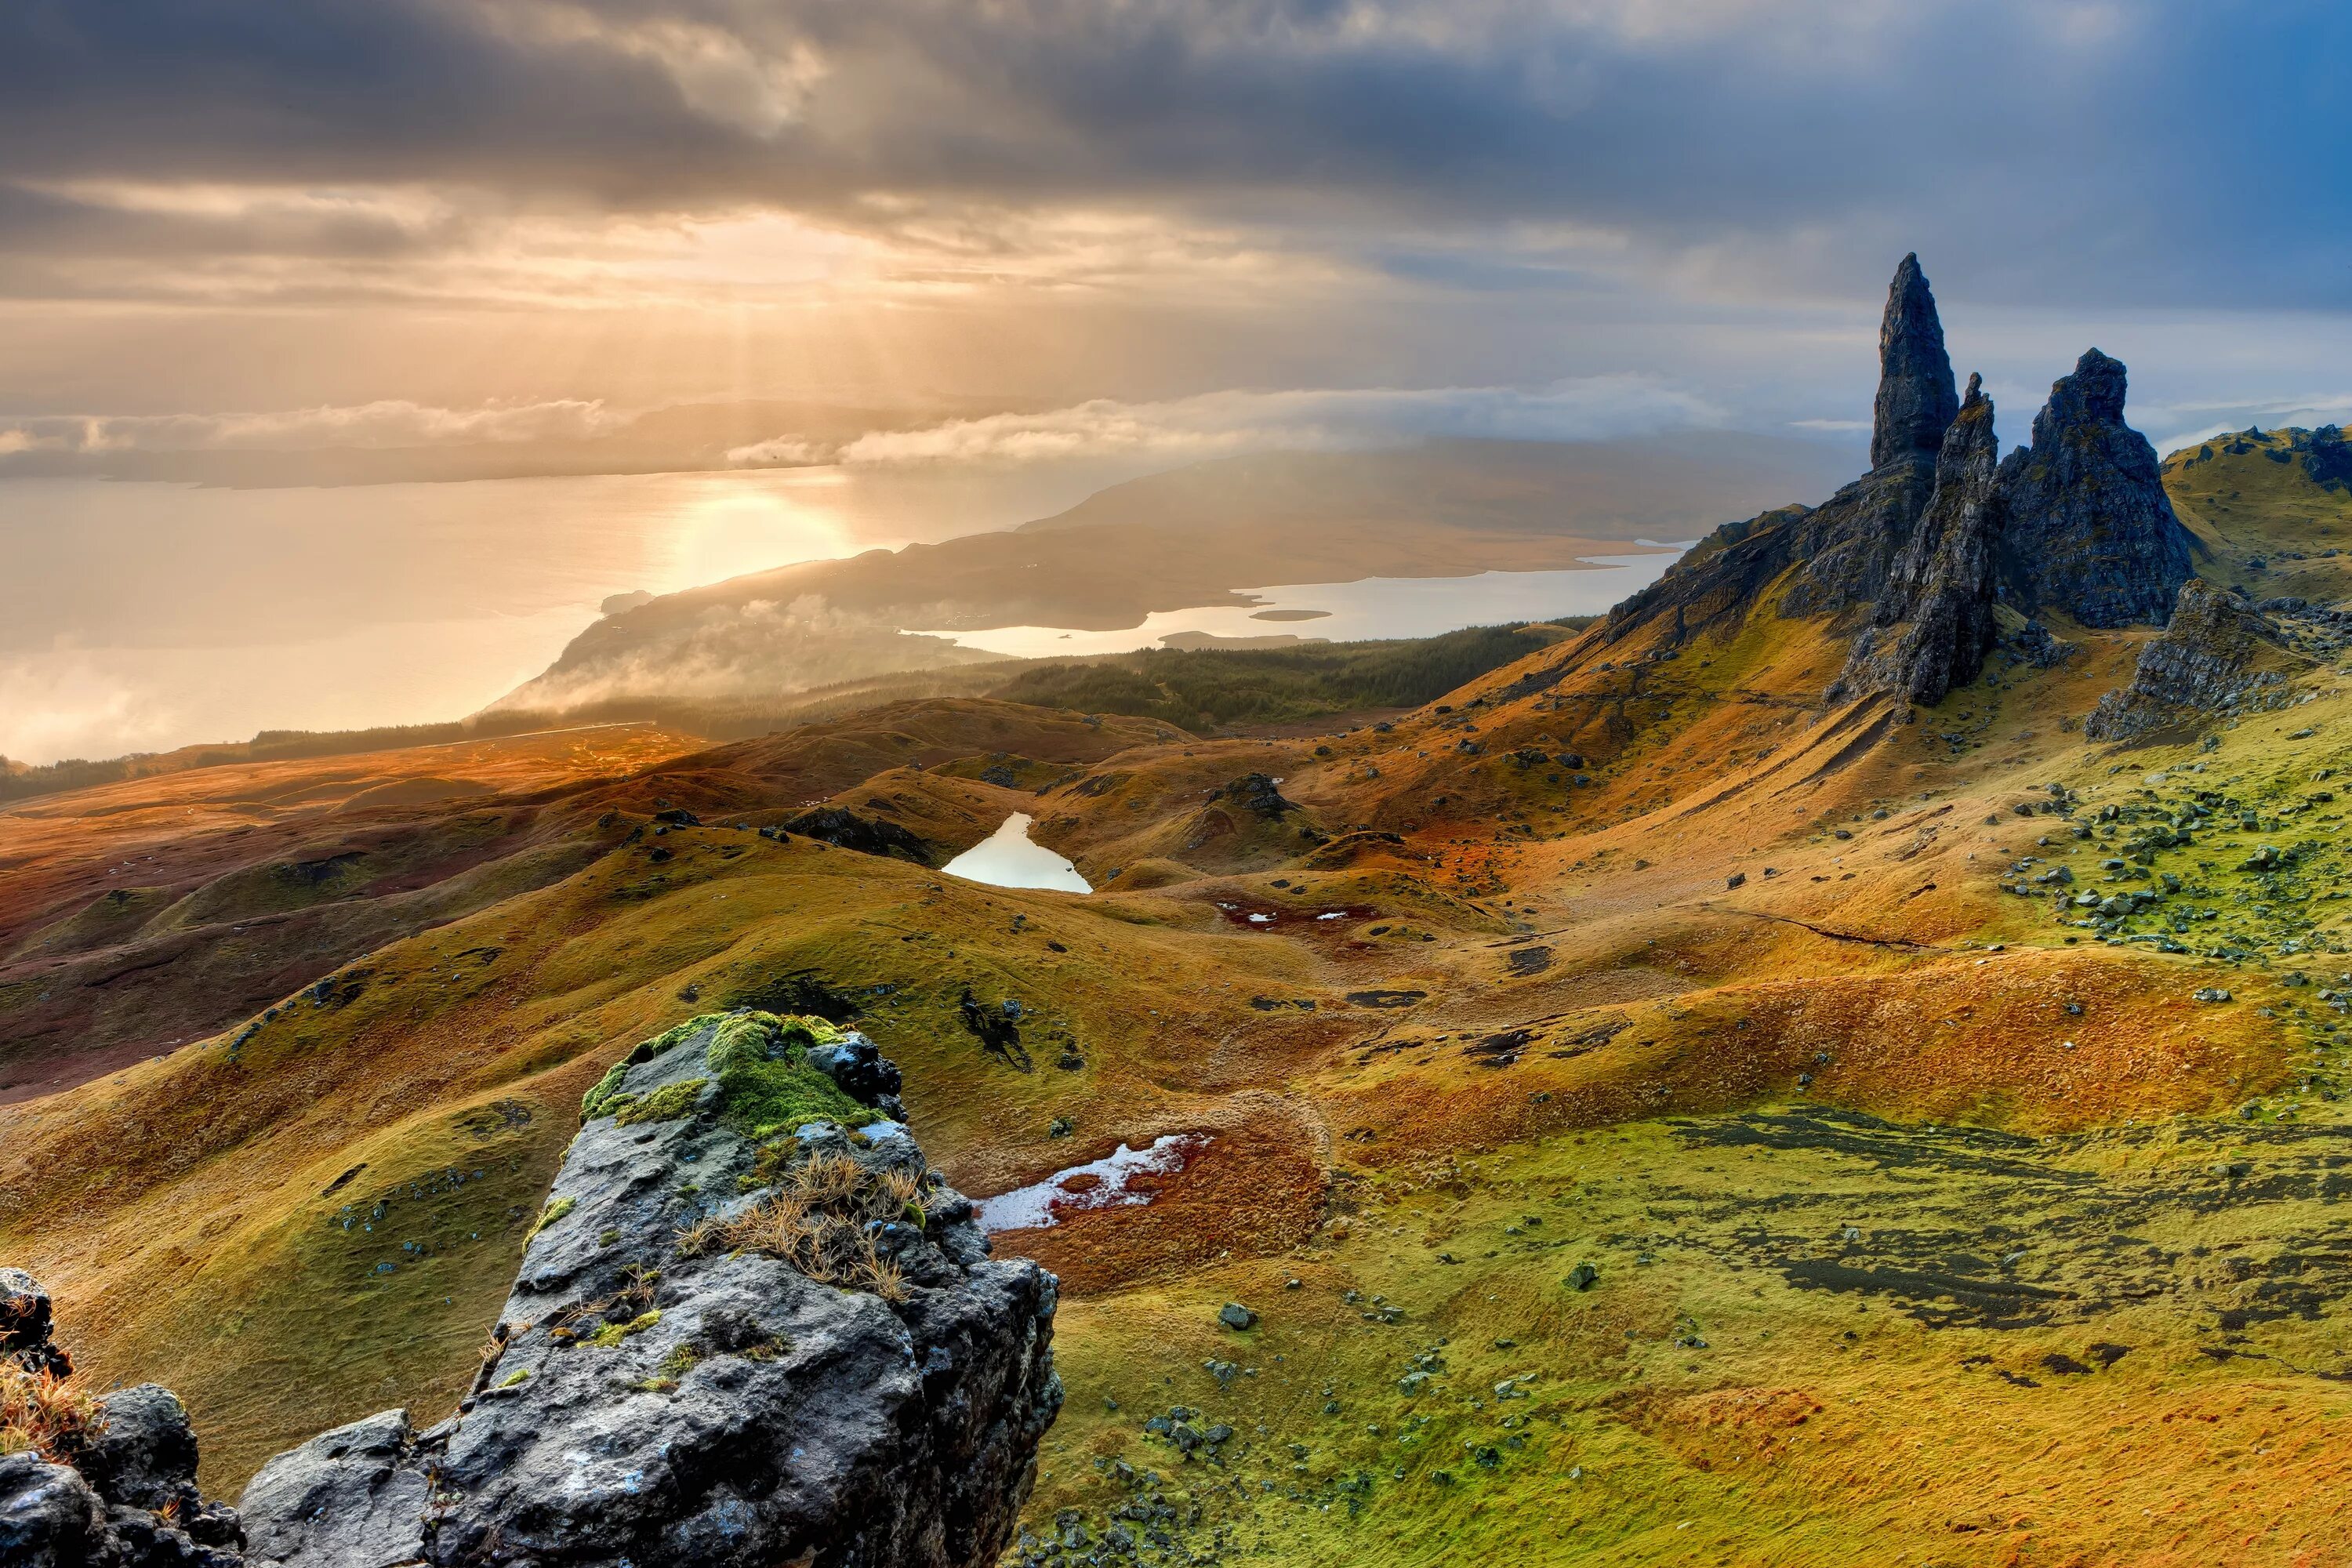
[0,1274,245,1568]
[8,1012,1058,1568]
[2085,579,2308,739]
[1995,348,2194,628]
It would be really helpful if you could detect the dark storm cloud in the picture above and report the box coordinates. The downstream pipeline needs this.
[0,0,2347,307]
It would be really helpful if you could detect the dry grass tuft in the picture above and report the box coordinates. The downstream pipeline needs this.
[0,1365,105,1462]
[677,1151,921,1301]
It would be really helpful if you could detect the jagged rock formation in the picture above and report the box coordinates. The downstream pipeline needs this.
[1838,376,2005,704]
[1607,254,1958,642]
[1606,263,2201,713]
[7,1014,1058,1568]
[1871,253,1962,470]
[1995,349,2194,628]
[2085,579,2306,739]
[1,1274,245,1567]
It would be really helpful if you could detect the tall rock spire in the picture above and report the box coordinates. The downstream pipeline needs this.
[1838,373,2003,704]
[1994,348,2193,626]
[1871,253,1961,470]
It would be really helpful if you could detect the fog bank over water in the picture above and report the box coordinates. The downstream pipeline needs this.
[0,464,1116,764]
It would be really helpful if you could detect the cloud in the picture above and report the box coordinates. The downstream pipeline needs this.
[783,379,1720,467]
[1,0,2348,313]
[0,398,626,453]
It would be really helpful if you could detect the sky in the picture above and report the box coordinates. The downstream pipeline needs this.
[3,0,2350,466]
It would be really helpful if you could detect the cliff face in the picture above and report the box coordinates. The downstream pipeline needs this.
[1996,349,2195,628]
[5,1015,1059,1568]
[1607,254,1956,644]
[2084,579,2306,739]
[1838,376,2005,704]
[1611,264,2194,712]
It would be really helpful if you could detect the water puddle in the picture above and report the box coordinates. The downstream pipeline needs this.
[1214,901,1376,931]
[977,1134,1211,1233]
[941,812,1091,893]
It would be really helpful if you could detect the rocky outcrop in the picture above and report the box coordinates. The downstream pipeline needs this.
[1218,774,1298,818]
[8,1013,1058,1568]
[2084,579,2306,739]
[1995,349,2194,628]
[1837,376,2005,704]
[0,1279,245,1568]
[4,1267,71,1379]
[778,806,934,865]
[1606,254,1958,643]
[1605,265,2205,711]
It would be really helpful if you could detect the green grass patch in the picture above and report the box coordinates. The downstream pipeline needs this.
[984,624,1580,732]
[584,1310,662,1348]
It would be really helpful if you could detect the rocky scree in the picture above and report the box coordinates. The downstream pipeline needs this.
[5,1014,1059,1568]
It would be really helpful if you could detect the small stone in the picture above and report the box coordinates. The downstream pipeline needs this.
[1218,1303,1258,1331]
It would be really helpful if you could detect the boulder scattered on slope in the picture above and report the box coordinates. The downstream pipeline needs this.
[5,1012,1059,1568]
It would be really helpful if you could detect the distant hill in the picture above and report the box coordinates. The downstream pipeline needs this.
[494,434,1857,716]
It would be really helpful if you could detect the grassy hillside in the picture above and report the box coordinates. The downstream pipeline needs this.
[11,452,2352,1560]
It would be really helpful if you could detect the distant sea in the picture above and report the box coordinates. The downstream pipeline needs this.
[0,466,1685,766]
[0,467,1105,764]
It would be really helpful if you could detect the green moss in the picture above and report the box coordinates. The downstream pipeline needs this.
[580,1062,632,1120]
[612,1078,709,1127]
[633,1341,703,1391]
[706,1012,877,1139]
[584,1309,661,1348]
[585,1014,726,1120]
[497,1367,532,1388]
[526,1196,574,1240]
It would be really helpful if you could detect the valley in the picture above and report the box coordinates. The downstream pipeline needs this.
[9,266,2352,1566]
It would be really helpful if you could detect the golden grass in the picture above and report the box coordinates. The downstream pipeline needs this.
[0,1364,103,1462]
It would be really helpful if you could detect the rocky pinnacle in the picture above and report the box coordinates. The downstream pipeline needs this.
[1995,347,2194,627]
[1871,253,1962,470]
[1838,372,2003,704]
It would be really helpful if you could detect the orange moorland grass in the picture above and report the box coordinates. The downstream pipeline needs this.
[0,1363,105,1462]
